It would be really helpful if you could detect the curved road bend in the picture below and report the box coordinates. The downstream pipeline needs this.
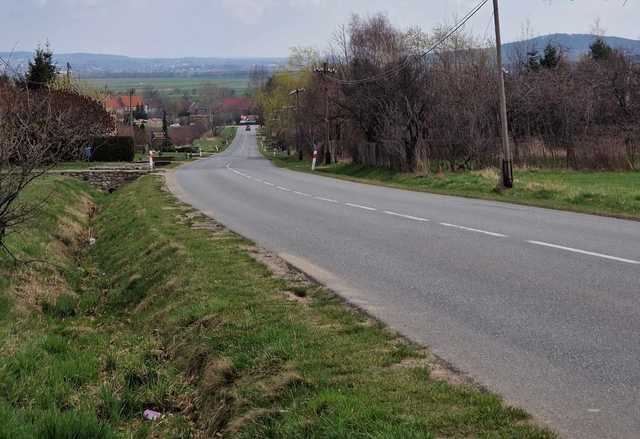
[172,126,640,439]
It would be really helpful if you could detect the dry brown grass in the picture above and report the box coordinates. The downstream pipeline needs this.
[8,195,94,314]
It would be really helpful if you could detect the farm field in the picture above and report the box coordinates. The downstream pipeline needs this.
[81,76,249,97]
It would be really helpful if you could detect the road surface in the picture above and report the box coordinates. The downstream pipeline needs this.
[172,127,640,438]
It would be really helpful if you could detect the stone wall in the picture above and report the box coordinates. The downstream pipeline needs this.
[53,170,149,192]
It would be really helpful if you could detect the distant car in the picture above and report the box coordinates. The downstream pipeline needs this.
[245,125,251,131]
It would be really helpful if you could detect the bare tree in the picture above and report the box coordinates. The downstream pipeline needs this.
[0,79,113,256]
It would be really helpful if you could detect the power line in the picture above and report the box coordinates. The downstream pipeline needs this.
[327,0,490,85]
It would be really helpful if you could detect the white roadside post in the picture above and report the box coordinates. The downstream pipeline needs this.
[311,148,318,171]
[149,150,155,171]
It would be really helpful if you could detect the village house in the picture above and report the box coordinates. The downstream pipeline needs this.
[105,95,147,119]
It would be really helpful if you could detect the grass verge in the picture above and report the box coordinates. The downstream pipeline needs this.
[0,174,555,438]
[269,154,640,220]
[194,126,237,154]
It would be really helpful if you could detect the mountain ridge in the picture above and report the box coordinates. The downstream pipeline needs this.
[2,33,639,77]
[502,33,640,61]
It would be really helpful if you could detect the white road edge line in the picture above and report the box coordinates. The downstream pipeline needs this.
[527,240,640,265]
[440,222,507,238]
[315,197,338,203]
[345,203,377,212]
[384,211,430,222]
[276,186,291,192]
[293,191,312,197]
[263,181,274,186]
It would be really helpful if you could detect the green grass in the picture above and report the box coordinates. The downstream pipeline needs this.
[193,126,237,153]
[81,77,249,99]
[0,175,555,438]
[269,154,640,220]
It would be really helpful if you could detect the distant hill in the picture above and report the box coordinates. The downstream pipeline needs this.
[2,34,639,78]
[502,33,640,62]
[0,52,287,78]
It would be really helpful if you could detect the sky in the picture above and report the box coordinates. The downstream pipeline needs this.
[1,0,639,58]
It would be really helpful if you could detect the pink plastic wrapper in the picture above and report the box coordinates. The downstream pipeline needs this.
[143,409,162,421]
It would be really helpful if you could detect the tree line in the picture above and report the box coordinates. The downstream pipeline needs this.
[257,14,640,172]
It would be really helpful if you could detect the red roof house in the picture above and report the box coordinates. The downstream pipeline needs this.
[106,95,145,113]
[220,97,252,113]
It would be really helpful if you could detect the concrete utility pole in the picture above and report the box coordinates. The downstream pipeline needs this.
[493,0,514,189]
[289,88,306,160]
[314,63,336,165]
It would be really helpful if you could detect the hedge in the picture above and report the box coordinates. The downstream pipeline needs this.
[92,136,135,162]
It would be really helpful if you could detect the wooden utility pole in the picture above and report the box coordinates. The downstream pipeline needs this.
[493,0,514,188]
[289,88,306,160]
[314,63,336,165]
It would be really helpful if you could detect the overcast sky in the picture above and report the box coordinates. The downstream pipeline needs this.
[2,0,638,58]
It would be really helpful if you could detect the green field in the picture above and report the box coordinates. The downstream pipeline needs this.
[82,76,249,98]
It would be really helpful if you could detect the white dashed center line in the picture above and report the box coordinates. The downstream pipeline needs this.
[345,203,377,212]
[527,240,640,265]
[440,223,507,238]
[315,197,339,203]
[225,165,633,267]
[384,211,430,222]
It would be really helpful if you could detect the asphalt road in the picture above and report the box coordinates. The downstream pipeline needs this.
[172,127,640,438]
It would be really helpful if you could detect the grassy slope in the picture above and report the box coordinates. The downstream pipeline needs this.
[0,175,555,438]
[270,155,640,220]
[194,126,237,153]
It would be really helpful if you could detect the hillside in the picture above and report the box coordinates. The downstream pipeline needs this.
[2,34,638,78]
[503,33,640,61]
[0,52,287,78]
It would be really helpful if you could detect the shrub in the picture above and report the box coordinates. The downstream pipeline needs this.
[175,146,197,154]
[91,136,134,162]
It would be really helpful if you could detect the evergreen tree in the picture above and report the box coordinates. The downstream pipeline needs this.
[540,44,561,69]
[25,43,57,89]
[590,37,613,61]
[526,50,541,72]
[162,110,169,150]
[134,104,148,120]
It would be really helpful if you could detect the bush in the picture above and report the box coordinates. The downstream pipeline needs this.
[92,136,134,162]
[175,146,197,154]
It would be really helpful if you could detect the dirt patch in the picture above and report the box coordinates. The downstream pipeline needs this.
[284,290,312,305]
[243,246,312,287]
[428,356,475,388]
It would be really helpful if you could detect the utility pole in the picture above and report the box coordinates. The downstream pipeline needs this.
[129,88,135,127]
[289,88,306,160]
[493,0,513,189]
[314,63,336,165]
